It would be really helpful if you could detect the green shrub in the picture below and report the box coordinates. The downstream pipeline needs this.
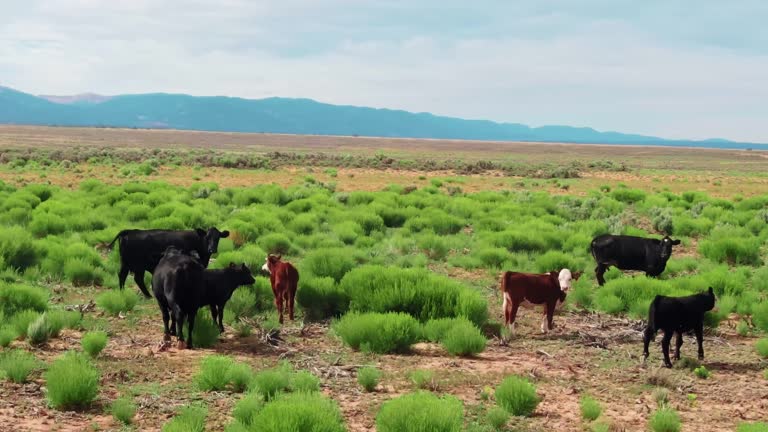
[376,391,463,432]
[250,363,292,401]
[580,395,602,421]
[195,354,234,391]
[162,405,207,432]
[422,317,473,342]
[0,326,16,347]
[0,283,48,316]
[63,258,102,286]
[0,349,38,383]
[737,422,768,432]
[302,248,356,282]
[611,188,646,204]
[756,338,768,358]
[653,388,669,407]
[441,321,487,356]
[648,407,681,432]
[296,276,350,321]
[534,250,582,274]
[700,237,762,266]
[11,310,41,338]
[259,233,293,255]
[417,233,449,260]
[27,314,51,346]
[46,310,81,337]
[495,375,540,416]
[357,366,381,392]
[249,392,346,432]
[333,312,420,354]
[111,397,136,425]
[81,331,108,358]
[228,362,254,393]
[95,289,138,316]
[409,369,438,390]
[474,247,510,269]
[693,366,711,379]
[191,309,221,348]
[290,370,320,393]
[753,303,768,332]
[233,393,263,427]
[479,408,505,431]
[340,266,488,326]
[45,351,100,409]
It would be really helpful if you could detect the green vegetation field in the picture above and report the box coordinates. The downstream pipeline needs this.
[1,129,768,431]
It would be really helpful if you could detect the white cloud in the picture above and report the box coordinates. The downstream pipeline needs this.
[0,0,767,142]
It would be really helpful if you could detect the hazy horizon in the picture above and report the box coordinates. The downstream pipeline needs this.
[2,1,767,142]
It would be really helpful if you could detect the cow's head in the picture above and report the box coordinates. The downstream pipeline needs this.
[557,268,582,293]
[262,254,282,274]
[228,262,256,286]
[195,227,230,255]
[659,236,681,260]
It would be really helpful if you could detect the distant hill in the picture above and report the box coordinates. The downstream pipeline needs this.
[0,85,765,149]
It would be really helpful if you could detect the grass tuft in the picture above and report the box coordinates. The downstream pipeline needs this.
[495,375,540,417]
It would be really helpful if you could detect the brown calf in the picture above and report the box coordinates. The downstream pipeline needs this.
[500,269,581,334]
[262,255,299,324]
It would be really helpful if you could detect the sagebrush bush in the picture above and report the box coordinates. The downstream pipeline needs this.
[27,314,51,346]
[0,283,48,316]
[0,326,16,347]
[228,362,254,393]
[333,312,420,354]
[46,309,81,337]
[81,331,108,358]
[422,317,473,342]
[111,397,136,425]
[302,248,355,282]
[249,392,346,432]
[409,369,438,390]
[95,289,138,316]
[486,406,509,430]
[162,405,207,432]
[0,349,38,383]
[296,276,350,321]
[11,310,41,338]
[753,303,768,332]
[195,354,234,391]
[290,370,320,393]
[340,265,488,326]
[63,258,102,286]
[250,363,292,401]
[440,320,487,356]
[376,391,463,432]
[755,338,768,358]
[649,407,681,432]
[700,235,762,266]
[45,351,100,409]
[495,375,540,416]
[233,393,263,427]
[191,309,221,348]
[580,395,602,421]
[357,366,381,392]
[737,422,768,432]
[653,388,669,407]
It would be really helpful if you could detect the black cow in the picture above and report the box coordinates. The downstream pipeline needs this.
[643,287,715,368]
[107,228,229,298]
[590,234,681,286]
[151,247,206,349]
[200,263,255,332]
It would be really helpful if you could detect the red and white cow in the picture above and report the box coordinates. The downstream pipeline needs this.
[261,255,299,324]
[500,268,581,334]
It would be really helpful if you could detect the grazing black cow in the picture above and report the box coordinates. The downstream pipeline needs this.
[200,263,256,332]
[151,247,206,349]
[643,287,715,368]
[107,228,229,298]
[590,234,681,286]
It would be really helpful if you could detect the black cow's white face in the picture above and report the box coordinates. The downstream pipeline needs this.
[196,227,230,255]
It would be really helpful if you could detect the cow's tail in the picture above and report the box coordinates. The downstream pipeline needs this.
[500,271,509,295]
[106,230,131,250]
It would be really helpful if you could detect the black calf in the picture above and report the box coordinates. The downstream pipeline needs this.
[201,263,256,332]
[643,287,716,368]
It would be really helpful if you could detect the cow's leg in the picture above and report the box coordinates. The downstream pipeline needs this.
[288,285,296,321]
[186,310,196,349]
[217,304,225,332]
[642,326,654,363]
[661,330,674,368]
[157,298,171,340]
[595,263,608,286]
[509,301,521,336]
[545,301,557,332]
[118,264,129,290]
[694,323,705,360]
[674,331,683,361]
[274,289,285,324]
[169,309,177,336]
[209,304,224,332]
[172,305,185,344]
[133,270,152,298]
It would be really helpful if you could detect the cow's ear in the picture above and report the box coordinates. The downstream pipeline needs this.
[195,228,206,237]
[573,271,582,280]
[671,239,681,245]
[221,230,230,238]
[276,255,282,261]
[708,286,714,295]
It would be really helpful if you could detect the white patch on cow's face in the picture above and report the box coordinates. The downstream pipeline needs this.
[558,268,573,292]
[261,257,270,274]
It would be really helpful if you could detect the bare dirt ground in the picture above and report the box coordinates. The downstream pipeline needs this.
[1,288,766,432]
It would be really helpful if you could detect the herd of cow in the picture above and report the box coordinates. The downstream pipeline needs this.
[105,228,715,367]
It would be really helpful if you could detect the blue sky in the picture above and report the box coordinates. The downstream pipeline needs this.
[1,0,767,142]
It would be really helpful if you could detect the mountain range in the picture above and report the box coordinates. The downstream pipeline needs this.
[1,85,764,149]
